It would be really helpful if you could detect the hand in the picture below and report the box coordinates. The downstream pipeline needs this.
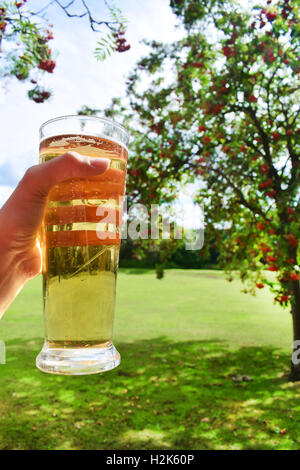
[0,152,109,318]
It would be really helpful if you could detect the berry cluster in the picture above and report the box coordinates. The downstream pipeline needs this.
[45,30,54,41]
[15,1,28,8]
[38,59,56,73]
[222,45,236,59]
[0,6,6,32]
[28,86,51,103]
[113,30,130,52]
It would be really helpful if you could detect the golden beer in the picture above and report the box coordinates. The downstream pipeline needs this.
[36,117,128,375]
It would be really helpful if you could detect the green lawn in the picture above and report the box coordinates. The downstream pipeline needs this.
[0,269,299,450]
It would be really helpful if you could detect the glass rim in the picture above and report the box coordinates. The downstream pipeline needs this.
[39,114,130,146]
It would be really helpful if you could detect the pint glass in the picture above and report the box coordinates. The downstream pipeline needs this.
[36,115,129,375]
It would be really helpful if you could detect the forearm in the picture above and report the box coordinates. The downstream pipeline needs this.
[0,214,39,319]
[0,244,27,319]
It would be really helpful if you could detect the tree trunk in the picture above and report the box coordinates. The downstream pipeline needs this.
[289,279,300,382]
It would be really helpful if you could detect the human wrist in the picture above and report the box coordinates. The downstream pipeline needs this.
[0,214,30,318]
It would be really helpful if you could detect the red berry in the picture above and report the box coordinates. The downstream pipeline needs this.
[266,11,277,21]
[271,131,280,141]
[268,265,279,272]
[191,62,203,68]
[46,31,54,40]
[290,273,300,281]
[266,189,277,198]
[288,234,298,248]
[249,94,258,103]
[256,283,265,289]
[279,296,290,304]
[287,207,295,215]
[38,59,56,73]
[260,164,268,174]
[213,104,224,114]
[263,50,276,63]
[222,46,235,58]
[266,256,278,263]
[258,179,273,189]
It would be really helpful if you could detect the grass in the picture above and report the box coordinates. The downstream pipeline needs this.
[0,268,299,450]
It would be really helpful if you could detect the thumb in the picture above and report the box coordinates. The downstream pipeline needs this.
[1,152,110,241]
[22,151,110,196]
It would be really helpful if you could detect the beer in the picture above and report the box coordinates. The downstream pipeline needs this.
[36,117,129,375]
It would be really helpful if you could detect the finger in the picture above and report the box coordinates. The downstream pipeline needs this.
[1,152,110,238]
[21,151,110,197]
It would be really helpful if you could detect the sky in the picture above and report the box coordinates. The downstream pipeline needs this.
[0,0,200,228]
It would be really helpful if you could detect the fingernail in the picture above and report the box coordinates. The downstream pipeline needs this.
[88,157,110,170]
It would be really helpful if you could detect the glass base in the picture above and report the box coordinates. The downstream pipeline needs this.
[36,341,120,375]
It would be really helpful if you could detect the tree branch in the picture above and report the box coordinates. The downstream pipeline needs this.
[53,0,120,32]
[204,163,268,220]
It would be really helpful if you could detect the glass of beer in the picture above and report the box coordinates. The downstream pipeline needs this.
[36,115,129,375]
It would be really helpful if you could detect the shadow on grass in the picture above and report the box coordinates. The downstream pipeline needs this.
[0,337,299,450]
[119,268,153,275]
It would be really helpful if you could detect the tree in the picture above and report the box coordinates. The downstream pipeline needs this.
[102,0,300,379]
[0,0,129,102]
